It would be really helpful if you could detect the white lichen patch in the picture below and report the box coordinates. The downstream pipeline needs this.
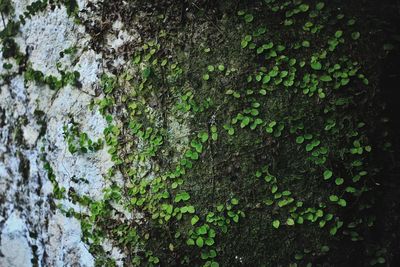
[22,124,40,147]
[18,6,86,76]
[75,49,102,95]
[0,76,27,119]
[45,212,94,267]
[0,212,32,267]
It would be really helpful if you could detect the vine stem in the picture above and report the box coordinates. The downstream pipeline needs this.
[1,11,6,28]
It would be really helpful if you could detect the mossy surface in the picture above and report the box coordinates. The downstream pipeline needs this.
[1,0,400,266]
[72,1,400,266]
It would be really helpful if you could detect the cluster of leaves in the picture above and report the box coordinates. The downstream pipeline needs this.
[53,32,253,266]
[19,0,50,23]
[63,120,104,154]
[210,0,385,265]
[35,0,395,266]
[24,66,81,90]
[0,20,24,68]
[18,0,80,24]
[90,40,239,266]
[41,154,66,199]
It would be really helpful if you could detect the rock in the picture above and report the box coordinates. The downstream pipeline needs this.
[0,2,110,266]
[0,212,32,267]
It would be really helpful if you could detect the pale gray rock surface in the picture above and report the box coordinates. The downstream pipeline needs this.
[0,1,118,266]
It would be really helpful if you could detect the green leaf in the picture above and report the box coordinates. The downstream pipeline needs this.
[316,2,325,10]
[202,74,210,81]
[175,192,190,202]
[205,238,215,246]
[296,136,305,144]
[351,32,360,40]
[311,61,322,70]
[321,245,330,252]
[271,185,278,194]
[320,75,332,82]
[181,206,189,213]
[335,30,343,38]
[262,75,271,84]
[286,218,295,226]
[338,198,347,207]
[191,215,200,225]
[272,220,280,229]
[143,67,151,78]
[240,117,250,128]
[335,177,344,185]
[278,199,288,207]
[330,226,337,236]
[187,206,195,213]
[191,140,203,153]
[198,225,207,235]
[196,236,204,248]
[244,14,254,23]
[196,237,204,247]
[323,170,333,180]
[295,253,303,260]
[160,59,168,66]
[377,257,386,264]
[133,55,141,64]
[306,143,314,152]
[209,229,216,238]
[299,4,309,12]
[199,132,209,143]
[302,40,310,47]
[165,204,173,214]
[329,195,339,202]
[182,192,190,201]
[250,109,259,116]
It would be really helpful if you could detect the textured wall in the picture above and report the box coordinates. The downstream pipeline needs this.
[1,1,399,266]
